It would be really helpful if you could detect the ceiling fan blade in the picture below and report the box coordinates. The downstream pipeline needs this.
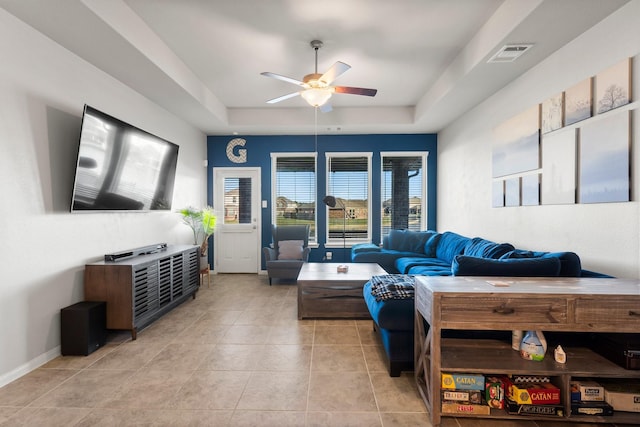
[319,102,333,113]
[320,61,351,85]
[266,92,300,104]
[334,86,378,97]
[261,72,305,86]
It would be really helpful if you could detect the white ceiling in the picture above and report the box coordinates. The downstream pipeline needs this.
[0,0,630,135]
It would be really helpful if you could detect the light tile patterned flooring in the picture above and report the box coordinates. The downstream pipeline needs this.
[0,274,622,426]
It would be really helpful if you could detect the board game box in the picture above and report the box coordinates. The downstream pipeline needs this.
[570,380,604,401]
[505,398,564,417]
[441,402,491,415]
[503,377,561,405]
[602,380,640,412]
[441,389,482,404]
[571,400,614,416]
[441,373,485,390]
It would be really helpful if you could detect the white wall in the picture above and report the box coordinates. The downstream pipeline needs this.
[0,10,207,385]
[438,2,640,279]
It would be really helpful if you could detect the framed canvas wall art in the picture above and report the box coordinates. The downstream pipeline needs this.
[505,177,521,207]
[564,78,592,126]
[579,111,630,203]
[595,58,631,114]
[492,105,541,178]
[542,93,564,133]
[521,174,540,206]
[541,129,577,205]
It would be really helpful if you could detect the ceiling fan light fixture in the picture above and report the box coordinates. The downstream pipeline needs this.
[301,87,332,107]
[261,39,376,110]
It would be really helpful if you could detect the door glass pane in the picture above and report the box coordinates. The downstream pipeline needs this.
[223,177,252,224]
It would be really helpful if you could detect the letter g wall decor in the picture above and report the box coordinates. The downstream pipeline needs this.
[226,138,247,163]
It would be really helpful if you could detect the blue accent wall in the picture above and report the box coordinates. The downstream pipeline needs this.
[207,133,437,268]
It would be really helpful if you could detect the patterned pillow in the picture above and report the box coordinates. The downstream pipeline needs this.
[278,240,304,260]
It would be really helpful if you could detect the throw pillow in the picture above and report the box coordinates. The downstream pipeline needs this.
[277,240,304,260]
[464,237,515,259]
[387,229,436,253]
[452,255,561,277]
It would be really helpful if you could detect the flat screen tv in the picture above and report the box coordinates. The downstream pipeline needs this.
[71,105,179,212]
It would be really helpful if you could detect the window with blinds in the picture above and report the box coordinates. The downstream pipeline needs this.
[271,154,317,241]
[381,152,426,239]
[325,153,371,244]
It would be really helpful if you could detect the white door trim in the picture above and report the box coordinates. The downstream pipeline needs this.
[212,167,261,273]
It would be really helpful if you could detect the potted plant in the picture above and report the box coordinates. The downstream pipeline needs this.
[178,206,217,267]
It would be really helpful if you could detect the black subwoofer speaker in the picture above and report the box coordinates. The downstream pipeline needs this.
[60,301,107,356]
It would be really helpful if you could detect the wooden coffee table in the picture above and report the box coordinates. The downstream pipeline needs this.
[297,262,387,319]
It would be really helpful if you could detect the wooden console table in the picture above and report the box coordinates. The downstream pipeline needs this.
[414,276,640,426]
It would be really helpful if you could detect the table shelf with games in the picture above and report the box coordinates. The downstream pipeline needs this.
[413,276,640,426]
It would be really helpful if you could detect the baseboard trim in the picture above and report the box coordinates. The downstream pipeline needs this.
[0,346,60,388]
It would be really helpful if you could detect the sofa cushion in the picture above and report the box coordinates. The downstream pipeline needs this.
[277,240,304,260]
[387,229,436,253]
[541,252,582,277]
[407,265,454,276]
[502,250,582,277]
[395,256,450,274]
[452,255,561,277]
[464,237,515,259]
[435,231,471,264]
[364,281,415,330]
[352,250,420,274]
[351,243,381,254]
[500,249,538,259]
[424,232,441,257]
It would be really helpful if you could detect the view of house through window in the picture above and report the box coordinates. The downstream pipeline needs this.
[271,154,317,241]
[381,152,426,240]
[326,153,371,245]
[270,151,423,246]
[223,177,252,224]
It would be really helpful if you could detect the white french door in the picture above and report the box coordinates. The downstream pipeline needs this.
[213,167,261,273]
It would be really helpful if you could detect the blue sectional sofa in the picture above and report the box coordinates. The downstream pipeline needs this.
[354,229,607,376]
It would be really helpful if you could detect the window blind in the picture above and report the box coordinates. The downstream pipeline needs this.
[327,155,369,242]
[273,155,316,240]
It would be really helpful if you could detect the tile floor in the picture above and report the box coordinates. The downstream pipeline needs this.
[0,274,622,426]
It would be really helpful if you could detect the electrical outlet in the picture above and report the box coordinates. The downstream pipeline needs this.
[326,252,332,260]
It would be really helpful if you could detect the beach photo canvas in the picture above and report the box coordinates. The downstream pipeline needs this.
[541,129,576,205]
[579,111,630,203]
[492,105,541,177]
[522,174,540,206]
[492,180,505,207]
[505,177,521,207]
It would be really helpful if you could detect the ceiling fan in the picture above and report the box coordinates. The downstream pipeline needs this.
[261,40,377,112]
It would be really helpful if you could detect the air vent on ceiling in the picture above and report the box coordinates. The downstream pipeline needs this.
[487,44,533,63]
